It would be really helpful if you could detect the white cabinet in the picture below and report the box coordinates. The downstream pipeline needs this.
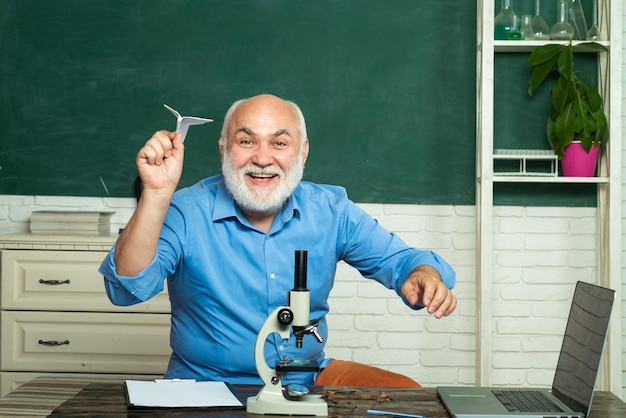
[0,234,171,396]
[475,0,622,395]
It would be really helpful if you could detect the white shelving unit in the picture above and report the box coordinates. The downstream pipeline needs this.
[475,0,622,395]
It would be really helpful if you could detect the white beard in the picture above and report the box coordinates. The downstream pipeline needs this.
[222,150,304,215]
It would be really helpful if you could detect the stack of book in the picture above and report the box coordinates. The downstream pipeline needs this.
[30,211,114,236]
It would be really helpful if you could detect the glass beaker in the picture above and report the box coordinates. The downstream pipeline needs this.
[550,0,574,40]
[568,0,588,40]
[531,0,550,40]
[520,15,534,40]
[494,0,521,40]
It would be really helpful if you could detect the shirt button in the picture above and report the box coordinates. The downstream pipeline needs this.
[270,273,276,279]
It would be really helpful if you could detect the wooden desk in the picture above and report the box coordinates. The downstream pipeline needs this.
[0,377,624,417]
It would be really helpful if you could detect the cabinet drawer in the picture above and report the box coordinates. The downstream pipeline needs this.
[1,249,169,312]
[1,311,171,374]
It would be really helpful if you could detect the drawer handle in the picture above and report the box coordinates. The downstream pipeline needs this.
[38,339,70,346]
[39,279,71,285]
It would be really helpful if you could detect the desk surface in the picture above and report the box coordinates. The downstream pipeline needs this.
[0,377,624,417]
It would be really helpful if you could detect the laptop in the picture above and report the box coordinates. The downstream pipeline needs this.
[438,281,615,418]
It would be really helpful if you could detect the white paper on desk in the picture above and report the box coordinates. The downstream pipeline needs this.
[125,380,243,408]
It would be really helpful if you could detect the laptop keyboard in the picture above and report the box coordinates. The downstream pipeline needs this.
[492,389,564,413]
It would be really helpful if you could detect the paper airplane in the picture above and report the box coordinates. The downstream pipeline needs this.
[164,104,213,142]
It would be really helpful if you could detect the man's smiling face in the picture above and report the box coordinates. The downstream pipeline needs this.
[220,94,309,215]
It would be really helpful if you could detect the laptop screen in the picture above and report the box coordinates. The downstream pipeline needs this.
[551,281,615,414]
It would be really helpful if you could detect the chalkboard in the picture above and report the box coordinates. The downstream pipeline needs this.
[0,1,596,206]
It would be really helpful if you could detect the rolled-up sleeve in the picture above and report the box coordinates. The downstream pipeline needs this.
[99,243,166,306]
[397,248,456,290]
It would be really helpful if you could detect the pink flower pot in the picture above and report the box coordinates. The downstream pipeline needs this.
[560,141,600,177]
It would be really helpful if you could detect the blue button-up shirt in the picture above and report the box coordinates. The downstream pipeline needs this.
[99,175,455,384]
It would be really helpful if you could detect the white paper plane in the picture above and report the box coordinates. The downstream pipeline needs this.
[163,104,213,142]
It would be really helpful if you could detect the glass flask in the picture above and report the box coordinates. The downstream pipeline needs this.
[494,0,521,40]
[568,0,588,40]
[550,0,574,40]
[531,0,550,40]
[586,0,599,40]
[520,15,534,40]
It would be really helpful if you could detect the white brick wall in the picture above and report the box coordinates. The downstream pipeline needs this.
[0,195,601,389]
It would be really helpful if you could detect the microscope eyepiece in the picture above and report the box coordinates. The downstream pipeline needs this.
[293,250,308,291]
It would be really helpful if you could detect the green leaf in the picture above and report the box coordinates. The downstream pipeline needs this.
[557,44,574,78]
[550,76,569,112]
[546,118,563,158]
[580,134,593,152]
[584,84,603,111]
[527,44,564,95]
[582,113,597,136]
[553,102,576,143]
[528,60,557,95]
[580,100,597,143]
[577,41,608,52]
[590,108,607,143]
[528,44,564,65]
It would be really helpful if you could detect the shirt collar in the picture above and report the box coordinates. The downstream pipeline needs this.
[212,178,302,228]
[212,179,239,222]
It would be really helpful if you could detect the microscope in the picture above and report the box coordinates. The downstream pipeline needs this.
[247,250,328,416]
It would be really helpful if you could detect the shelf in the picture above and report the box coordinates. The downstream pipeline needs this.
[478,40,610,53]
[475,0,621,395]
[489,176,609,184]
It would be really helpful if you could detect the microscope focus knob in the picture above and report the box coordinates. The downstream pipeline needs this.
[276,308,294,325]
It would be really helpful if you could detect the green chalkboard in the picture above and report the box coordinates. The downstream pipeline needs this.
[0,1,596,206]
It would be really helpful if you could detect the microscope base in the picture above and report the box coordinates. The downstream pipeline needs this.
[247,386,328,416]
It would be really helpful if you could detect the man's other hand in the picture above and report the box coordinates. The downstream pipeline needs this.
[400,265,457,319]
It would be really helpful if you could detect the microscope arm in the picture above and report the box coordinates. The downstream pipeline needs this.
[253,306,292,385]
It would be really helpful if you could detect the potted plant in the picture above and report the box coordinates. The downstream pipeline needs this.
[527,42,608,176]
